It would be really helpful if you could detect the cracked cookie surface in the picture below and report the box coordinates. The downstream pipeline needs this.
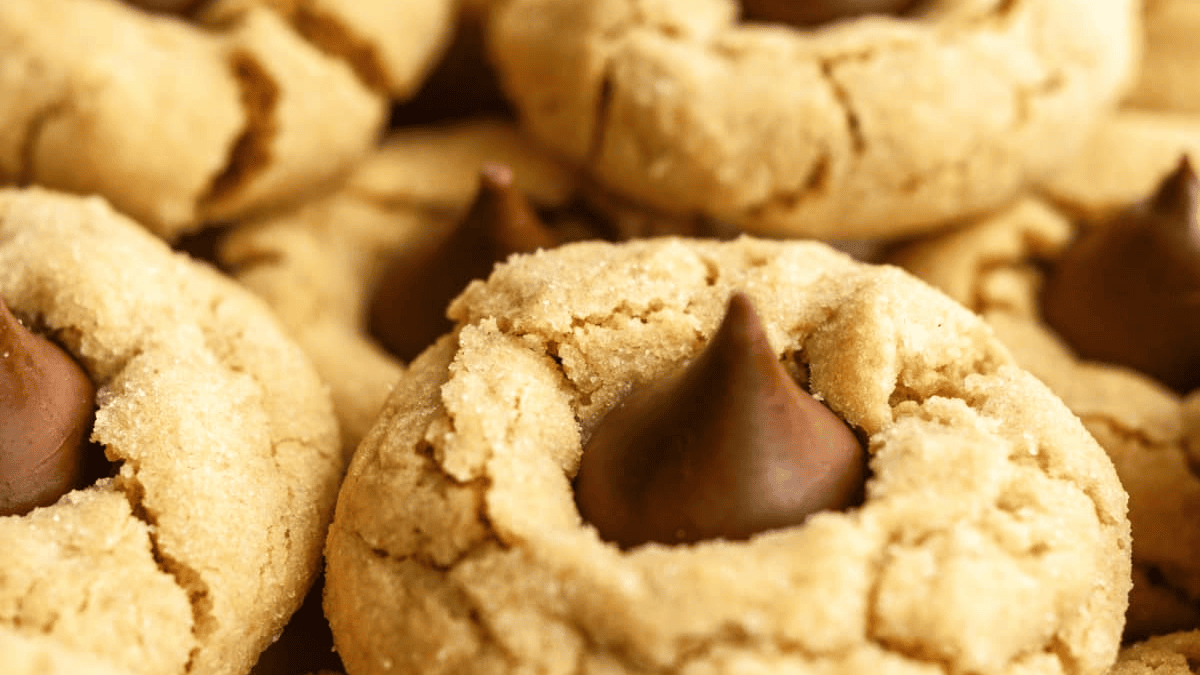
[486,0,1139,240]
[0,0,385,241]
[198,0,457,99]
[0,187,343,675]
[888,198,1200,640]
[325,236,1130,675]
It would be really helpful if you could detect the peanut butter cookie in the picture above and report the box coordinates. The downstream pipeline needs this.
[487,0,1139,239]
[0,187,343,675]
[325,236,1131,675]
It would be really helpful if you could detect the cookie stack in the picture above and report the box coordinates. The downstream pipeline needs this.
[2,1,1196,675]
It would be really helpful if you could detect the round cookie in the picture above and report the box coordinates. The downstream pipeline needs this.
[0,0,386,240]
[487,0,1140,239]
[0,187,343,675]
[888,194,1200,639]
[325,236,1131,675]
[1123,0,1200,115]
[197,0,457,99]
[218,119,714,451]
[1107,631,1200,675]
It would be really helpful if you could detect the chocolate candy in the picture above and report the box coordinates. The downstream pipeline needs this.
[573,292,866,549]
[368,162,559,362]
[1,298,98,517]
[1040,157,1200,394]
[740,0,918,27]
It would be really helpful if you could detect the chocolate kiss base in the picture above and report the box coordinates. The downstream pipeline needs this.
[573,292,866,549]
[0,298,102,517]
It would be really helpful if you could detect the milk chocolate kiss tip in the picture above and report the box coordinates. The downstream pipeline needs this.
[367,163,558,362]
[573,292,867,550]
[1,297,98,517]
[740,0,918,27]
[1039,156,1200,394]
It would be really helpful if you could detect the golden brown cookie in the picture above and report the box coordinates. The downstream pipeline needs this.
[1107,631,1200,675]
[889,192,1200,639]
[197,0,457,99]
[0,0,386,240]
[487,0,1140,239]
[1123,0,1200,115]
[325,236,1131,675]
[0,187,343,675]
[219,119,712,451]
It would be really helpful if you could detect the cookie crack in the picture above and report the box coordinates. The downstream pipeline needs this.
[115,466,214,675]
[287,1,391,94]
[199,49,279,210]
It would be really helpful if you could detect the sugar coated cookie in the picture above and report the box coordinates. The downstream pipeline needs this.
[325,236,1131,675]
[0,187,343,675]
[488,0,1139,239]
[0,0,386,240]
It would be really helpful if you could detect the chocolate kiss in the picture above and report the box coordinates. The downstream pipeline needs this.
[368,162,559,362]
[740,0,918,27]
[1,298,98,517]
[1040,157,1200,394]
[573,292,866,549]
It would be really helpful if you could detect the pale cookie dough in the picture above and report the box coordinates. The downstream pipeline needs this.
[487,0,1140,239]
[198,0,456,99]
[0,188,343,675]
[1,626,137,675]
[1107,630,1200,675]
[1040,110,1200,220]
[0,0,386,240]
[325,236,1131,675]
[888,197,1200,639]
[1123,0,1200,115]
[219,119,713,452]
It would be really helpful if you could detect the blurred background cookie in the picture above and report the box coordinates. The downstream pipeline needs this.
[1107,630,1200,674]
[487,0,1140,240]
[1123,0,1200,115]
[0,0,386,240]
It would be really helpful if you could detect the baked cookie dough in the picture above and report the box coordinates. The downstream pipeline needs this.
[1107,630,1200,675]
[0,0,386,240]
[325,236,1131,675]
[487,0,1140,239]
[1039,109,1200,221]
[197,0,456,99]
[1,626,137,675]
[888,192,1200,639]
[1123,0,1200,115]
[0,187,343,675]
[219,119,713,451]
